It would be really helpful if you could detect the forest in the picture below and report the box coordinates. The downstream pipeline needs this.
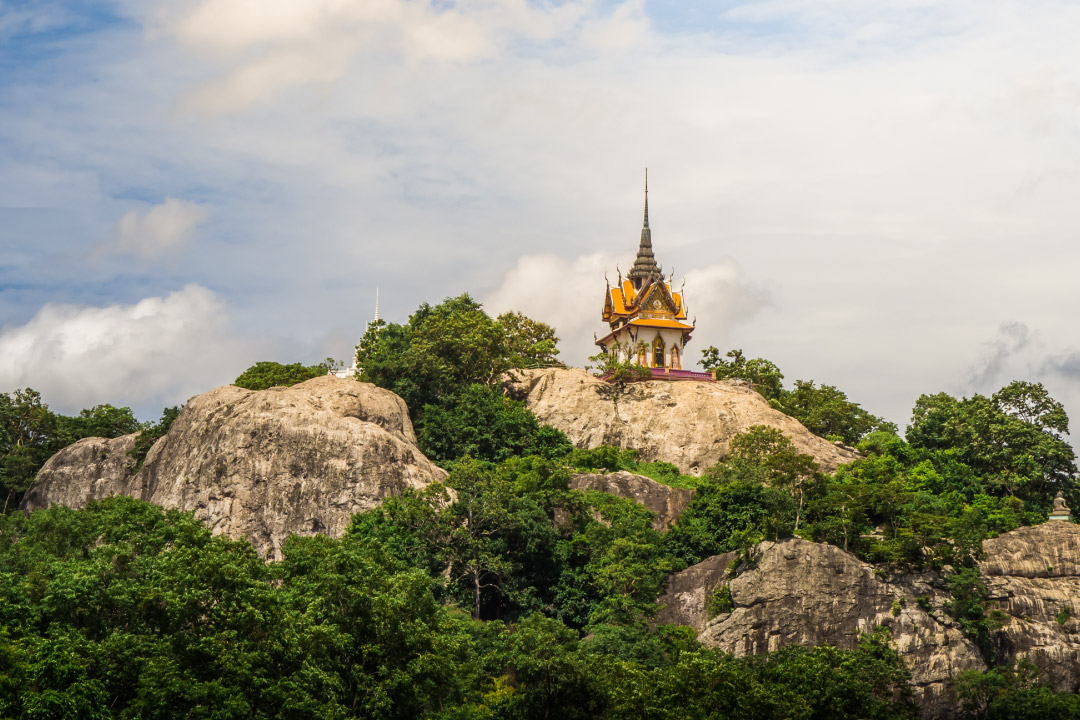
[2,294,1078,719]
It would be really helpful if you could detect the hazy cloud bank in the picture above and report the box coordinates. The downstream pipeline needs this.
[0,285,258,418]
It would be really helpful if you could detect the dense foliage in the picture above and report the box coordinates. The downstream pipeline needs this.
[355,295,566,466]
[0,389,144,511]
[0,495,923,720]
[415,384,572,466]
[701,347,896,444]
[4,292,1080,718]
[232,360,330,390]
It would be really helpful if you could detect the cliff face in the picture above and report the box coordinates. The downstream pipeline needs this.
[506,368,858,475]
[981,522,1080,691]
[658,538,984,716]
[22,377,447,558]
[569,471,694,531]
[655,523,1080,718]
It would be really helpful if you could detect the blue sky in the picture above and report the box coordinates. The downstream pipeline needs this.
[2,0,1080,437]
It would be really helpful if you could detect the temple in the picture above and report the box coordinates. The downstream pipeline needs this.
[596,175,712,381]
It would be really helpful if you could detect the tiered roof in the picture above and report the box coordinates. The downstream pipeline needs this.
[598,178,695,347]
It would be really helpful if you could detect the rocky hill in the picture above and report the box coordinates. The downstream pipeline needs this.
[656,522,1080,718]
[506,367,859,474]
[981,522,1080,691]
[22,376,446,558]
[569,470,694,531]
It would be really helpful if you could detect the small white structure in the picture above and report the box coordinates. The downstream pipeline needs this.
[333,288,379,379]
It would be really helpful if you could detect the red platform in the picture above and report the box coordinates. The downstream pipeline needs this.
[601,368,715,383]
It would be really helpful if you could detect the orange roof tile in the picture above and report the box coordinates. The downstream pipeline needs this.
[627,318,694,330]
[609,288,628,314]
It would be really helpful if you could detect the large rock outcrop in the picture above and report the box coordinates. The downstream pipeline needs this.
[981,522,1080,691]
[506,368,858,475]
[657,539,985,716]
[570,470,694,531]
[655,524,1080,717]
[23,376,447,558]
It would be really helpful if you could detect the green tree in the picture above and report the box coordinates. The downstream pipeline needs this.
[0,389,59,512]
[587,346,651,419]
[664,474,780,566]
[497,311,562,368]
[415,384,572,466]
[780,379,896,445]
[698,348,892,443]
[726,427,820,532]
[356,295,534,420]
[232,360,327,390]
[701,348,785,401]
[907,382,1077,508]
[56,404,143,443]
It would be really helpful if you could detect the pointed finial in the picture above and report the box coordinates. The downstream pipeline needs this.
[643,168,649,228]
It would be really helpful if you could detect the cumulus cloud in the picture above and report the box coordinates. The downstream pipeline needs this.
[96,198,208,259]
[0,285,258,416]
[484,252,769,368]
[484,252,620,363]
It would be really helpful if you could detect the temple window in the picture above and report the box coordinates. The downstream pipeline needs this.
[637,343,648,367]
[671,345,680,370]
[653,336,665,368]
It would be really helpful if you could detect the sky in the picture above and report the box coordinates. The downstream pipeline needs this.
[2,0,1080,439]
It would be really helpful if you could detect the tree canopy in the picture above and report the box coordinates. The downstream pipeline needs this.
[0,493,923,720]
[355,295,568,465]
[701,347,896,445]
[1,389,144,512]
[232,360,329,390]
[4,302,1080,718]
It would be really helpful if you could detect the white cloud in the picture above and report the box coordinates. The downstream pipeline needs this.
[484,252,619,366]
[0,285,257,416]
[484,252,769,368]
[160,0,592,113]
[99,198,208,259]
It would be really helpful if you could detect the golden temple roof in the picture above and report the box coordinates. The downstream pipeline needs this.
[605,280,686,322]
[626,317,694,330]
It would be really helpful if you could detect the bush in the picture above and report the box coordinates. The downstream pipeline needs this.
[233,361,327,390]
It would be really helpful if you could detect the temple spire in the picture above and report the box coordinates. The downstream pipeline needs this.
[643,168,649,228]
[628,169,660,290]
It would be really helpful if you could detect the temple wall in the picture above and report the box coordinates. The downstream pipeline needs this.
[601,326,689,368]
